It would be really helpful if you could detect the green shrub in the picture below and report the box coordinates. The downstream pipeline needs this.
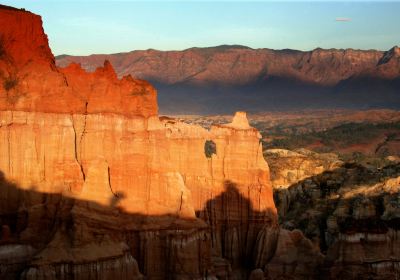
[204,140,216,158]
[3,76,18,91]
[130,87,147,96]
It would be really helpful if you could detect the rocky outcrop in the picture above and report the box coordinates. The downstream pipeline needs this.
[265,148,342,189]
[0,5,287,280]
[267,146,400,279]
[0,5,157,117]
[265,149,342,217]
[264,229,324,279]
[325,176,400,279]
[252,225,324,280]
[0,109,278,279]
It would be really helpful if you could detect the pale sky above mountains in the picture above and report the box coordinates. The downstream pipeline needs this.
[4,0,400,55]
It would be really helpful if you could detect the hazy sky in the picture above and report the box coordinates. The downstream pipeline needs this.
[3,1,400,55]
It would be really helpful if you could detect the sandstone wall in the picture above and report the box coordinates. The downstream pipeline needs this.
[0,110,277,279]
[0,5,329,280]
[0,6,157,117]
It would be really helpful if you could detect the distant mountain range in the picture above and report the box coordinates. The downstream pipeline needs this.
[56,45,400,114]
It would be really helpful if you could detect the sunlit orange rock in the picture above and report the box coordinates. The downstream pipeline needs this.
[0,5,157,117]
[1,3,348,279]
[0,5,278,279]
[0,109,276,279]
[59,61,157,117]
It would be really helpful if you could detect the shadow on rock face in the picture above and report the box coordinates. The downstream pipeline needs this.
[2,160,400,279]
[273,161,400,279]
[197,180,276,271]
[0,170,277,280]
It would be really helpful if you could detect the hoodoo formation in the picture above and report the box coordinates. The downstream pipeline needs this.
[0,5,323,280]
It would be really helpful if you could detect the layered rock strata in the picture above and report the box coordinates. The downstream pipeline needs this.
[267,147,400,279]
[0,5,157,117]
[0,5,318,280]
[0,110,277,279]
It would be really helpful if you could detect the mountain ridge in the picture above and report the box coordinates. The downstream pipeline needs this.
[56,44,400,115]
[56,44,397,57]
[56,45,396,84]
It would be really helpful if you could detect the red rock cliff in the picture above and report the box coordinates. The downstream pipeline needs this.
[0,5,157,117]
[0,5,291,280]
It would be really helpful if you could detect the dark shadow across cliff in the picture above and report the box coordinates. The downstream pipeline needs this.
[196,180,276,271]
[0,170,276,279]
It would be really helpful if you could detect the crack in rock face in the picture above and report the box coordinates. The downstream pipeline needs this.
[4,4,398,280]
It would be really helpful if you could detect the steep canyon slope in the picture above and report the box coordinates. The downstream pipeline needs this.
[267,148,400,279]
[0,5,323,280]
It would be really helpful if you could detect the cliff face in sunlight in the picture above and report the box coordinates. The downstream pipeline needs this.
[0,110,277,279]
[0,5,328,280]
[0,5,157,117]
